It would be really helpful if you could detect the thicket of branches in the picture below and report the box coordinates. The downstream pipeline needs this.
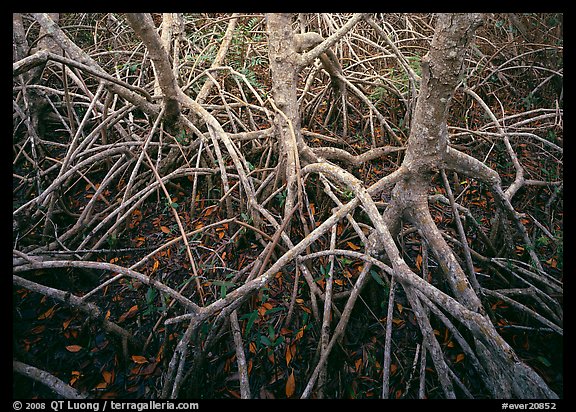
[13,13,562,399]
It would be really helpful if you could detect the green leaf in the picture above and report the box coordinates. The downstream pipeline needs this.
[145,287,157,304]
[537,356,552,367]
[260,335,273,347]
[268,324,276,341]
[240,310,259,335]
[265,307,285,316]
[212,280,235,299]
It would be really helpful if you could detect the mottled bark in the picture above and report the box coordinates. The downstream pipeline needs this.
[125,13,181,125]
[265,13,303,222]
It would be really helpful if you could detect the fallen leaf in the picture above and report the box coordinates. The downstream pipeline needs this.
[38,305,56,320]
[204,205,218,217]
[309,203,316,216]
[295,326,306,341]
[286,343,296,366]
[415,254,423,271]
[355,357,363,372]
[347,241,361,251]
[118,305,139,323]
[102,370,114,384]
[455,353,465,363]
[285,369,296,397]
[70,371,81,385]
[160,226,171,234]
[131,355,148,364]
[65,345,83,353]
[151,259,160,273]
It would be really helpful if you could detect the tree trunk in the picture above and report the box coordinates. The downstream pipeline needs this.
[375,13,559,398]
[266,13,303,227]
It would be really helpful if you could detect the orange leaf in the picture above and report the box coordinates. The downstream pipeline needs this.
[66,345,83,353]
[31,325,46,334]
[204,205,218,217]
[38,305,56,320]
[131,355,148,364]
[102,370,114,384]
[70,371,81,385]
[295,326,306,341]
[309,203,316,216]
[285,369,296,398]
[286,343,296,366]
[63,318,72,330]
[415,254,423,271]
[355,357,363,372]
[160,226,171,234]
[118,305,139,323]
[152,259,160,273]
[346,241,361,251]
[455,353,465,363]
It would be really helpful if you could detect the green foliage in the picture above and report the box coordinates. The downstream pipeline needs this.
[259,324,285,348]
[372,54,422,102]
[142,287,167,316]
[227,17,266,90]
[106,234,118,249]
[276,189,288,207]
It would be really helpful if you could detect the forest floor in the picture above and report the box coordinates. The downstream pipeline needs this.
[13,133,563,399]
